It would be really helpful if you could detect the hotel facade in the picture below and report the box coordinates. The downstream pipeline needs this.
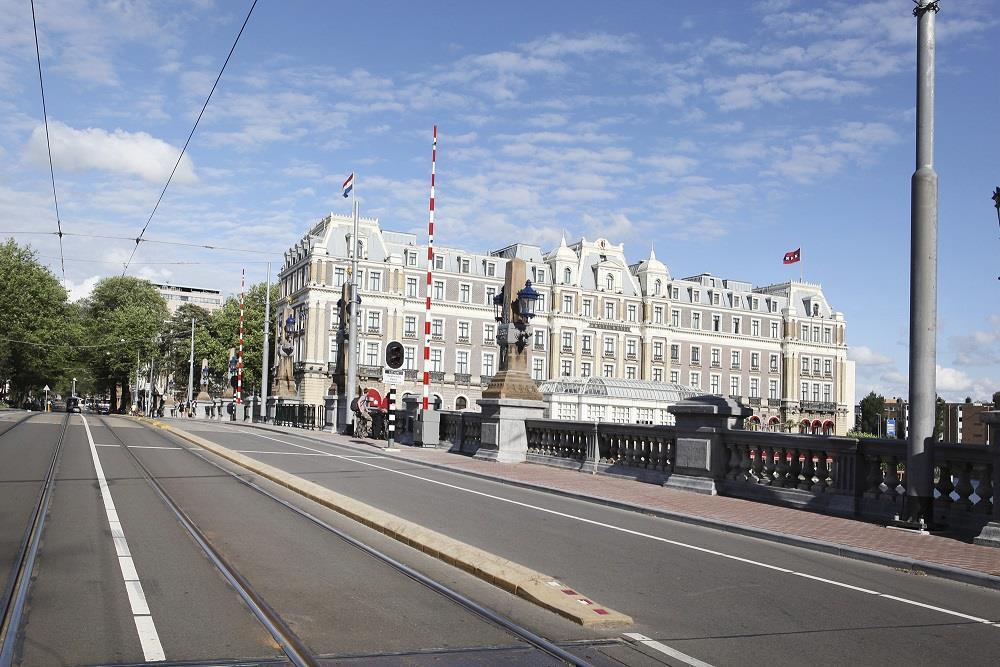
[277,214,855,434]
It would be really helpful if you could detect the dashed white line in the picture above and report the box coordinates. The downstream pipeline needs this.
[80,416,165,662]
[623,633,714,667]
[242,430,1000,628]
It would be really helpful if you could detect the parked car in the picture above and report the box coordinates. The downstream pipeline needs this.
[97,402,111,415]
[66,397,82,413]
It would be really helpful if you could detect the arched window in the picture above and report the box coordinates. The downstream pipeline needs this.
[653,279,662,295]
[455,396,468,410]
[768,416,781,432]
[606,275,614,291]
[799,419,810,434]
[563,267,572,284]
[822,420,835,436]
[432,394,443,410]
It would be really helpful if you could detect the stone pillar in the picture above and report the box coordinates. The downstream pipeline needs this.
[665,395,751,495]
[475,398,546,463]
[324,394,338,432]
[974,411,1000,547]
[414,400,440,447]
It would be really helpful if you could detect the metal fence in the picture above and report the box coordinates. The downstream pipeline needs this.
[273,404,321,430]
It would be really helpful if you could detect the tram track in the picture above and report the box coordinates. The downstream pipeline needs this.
[0,412,69,665]
[99,416,593,666]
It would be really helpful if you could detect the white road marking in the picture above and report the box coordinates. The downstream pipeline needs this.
[623,633,714,667]
[243,430,1000,627]
[80,416,166,661]
[95,444,180,450]
[234,449,334,457]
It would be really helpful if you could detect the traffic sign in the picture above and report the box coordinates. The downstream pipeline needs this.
[383,368,405,386]
[43,385,50,392]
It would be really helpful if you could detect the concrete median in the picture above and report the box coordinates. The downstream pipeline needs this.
[148,418,633,629]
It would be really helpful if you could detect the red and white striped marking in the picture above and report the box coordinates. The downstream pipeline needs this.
[237,268,244,406]
[422,126,437,413]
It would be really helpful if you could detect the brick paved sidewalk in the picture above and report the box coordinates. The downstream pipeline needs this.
[210,420,1000,584]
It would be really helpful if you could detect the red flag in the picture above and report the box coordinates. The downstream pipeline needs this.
[783,248,801,264]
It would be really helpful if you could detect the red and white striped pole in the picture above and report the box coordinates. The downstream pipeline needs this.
[422,125,437,413]
[237,268,245,409]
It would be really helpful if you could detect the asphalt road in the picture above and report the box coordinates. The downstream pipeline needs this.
[168,419,1000,667]
[3,414,659,666]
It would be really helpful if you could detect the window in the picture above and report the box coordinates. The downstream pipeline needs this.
[404,316,417,337]
[561,331,573,351]
[626,339,637,357]
[769,379,778,400]
[458,258,470,274]
[801,382,809,400]
[690,371,701,388]
[533,358,545,380]
[812,383,820,402]
[730,350,741,369]
[752,298,759,310]
[563,267,572,284]
[801,356,809,373]
[606,275,614,291]
[582,334,592,352]
[485,262,496,277]
[824,327,832,344]
[406,277,418,298]
[671,309,680,327]
[433,280,444,300]
[769,299,778,313]
[333,267,345,287]
[730,376,740,397]
[710,374,721,395]
[484,323,495,343]
[823,384,832,402]
[434,254,444,270]
[732,317,741,335]
[482,353,495,378]
[770,321,779,339]
[654,368,664,382]
[812,303,820,317]
[458,321,470,341]
[801,324,809,341]
[536,269,545,284]
[583,300,593,317]
[751,352,760,370]
[603,364,614,378]
[404,346,416,370]
[604,301,615,319]
[711,347,721,367]
[813,326,820,341]
[581,362,591,377]
[653,341,663,358]
[692,312,701,330]
[485,286,496,305]
[824,359,832,376]
[750,378,760,398]
[589,404,606,421]
[459,283,470,303]
[604,338,615,356]
[365,342,379,366]
[770,353,779,372]
[456,351,469,374]
[670,344,679,361]
[751,319,760,337]
[654,306,663,324]
[671,287,679,299]
[368,271,382,291]
[430,349,443,372]
[711,291,720,306]
[691,346,701,364]
[367,311,380,332]
[669,370,678,383]
[626,366,637,379]
[812,358,820,374]
[627,304,637,322]
[712,314,721,332]
[534,329,545,349]
[691,289,701,303]
[536,294,545,312]
[431,318,443,337]
[405,250,416,267]
[563,294,573,312]
[654,279,662,295]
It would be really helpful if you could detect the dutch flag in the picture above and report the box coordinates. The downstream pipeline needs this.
[342,172,354,198]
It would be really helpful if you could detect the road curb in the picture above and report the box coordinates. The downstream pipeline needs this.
[214,420,1000,592]
[148,418,633,629]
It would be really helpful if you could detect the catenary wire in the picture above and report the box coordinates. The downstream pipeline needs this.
[122,0,259,276]
[1,230,276,255]
[29,0,66,287]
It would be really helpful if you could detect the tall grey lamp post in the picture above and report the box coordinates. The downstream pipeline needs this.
[904,0,940,527]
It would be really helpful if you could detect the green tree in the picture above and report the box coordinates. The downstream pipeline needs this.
[82,277,168,412]
[992,391,1000,408]
[207,282,278,398]
[0,239,73,405]
[858,391,885,436]
[160,304,219,399]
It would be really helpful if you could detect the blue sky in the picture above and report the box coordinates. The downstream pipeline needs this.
[1,0,997,402]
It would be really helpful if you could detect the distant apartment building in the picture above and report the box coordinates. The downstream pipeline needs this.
[277,214,856,433]
[883,397,909,438]
[152,283,224,314]
[942,401,994,444]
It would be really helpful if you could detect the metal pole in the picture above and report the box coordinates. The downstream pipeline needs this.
[346,174,360,433]
[904,0,939,527]
[237,268,245,419]
[261,261,271,422]
[134,348,141,415]
[187,317,195,407]
[148,355,155,417]
[422,126,437,414]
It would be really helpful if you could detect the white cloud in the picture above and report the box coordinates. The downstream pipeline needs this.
[65,274,100,302]
[24,121,196,184]
[950,314,1000,366]
[849,345,893,366]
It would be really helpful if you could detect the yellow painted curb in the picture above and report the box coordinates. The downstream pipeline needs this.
[147,419,633,629]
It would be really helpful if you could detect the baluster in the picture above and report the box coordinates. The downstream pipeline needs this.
[772,447,789,487]
[737,444,752,482]
[798,450,815,490]
[884,455,901,501]
[726,441,742,480]
[641,437,651,468]
[974,464,993,514]
[786,448,802,489]
[953,461,974,511]
[811,451,829,493]
[935,463,954,507]
[760,446,776,485]
[750,445,764,483]
[864,454,883,497]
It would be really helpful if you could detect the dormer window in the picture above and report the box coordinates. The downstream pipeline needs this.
[564,267,572,284]
[606,275,614,291]
[459,258,471,274]
[812,303,820,317]
[653,279,661,295]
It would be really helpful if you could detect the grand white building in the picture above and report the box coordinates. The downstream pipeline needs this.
[277,213,855,434]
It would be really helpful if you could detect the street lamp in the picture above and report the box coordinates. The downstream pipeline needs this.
[514,280,540,324]
[72,377,77,397]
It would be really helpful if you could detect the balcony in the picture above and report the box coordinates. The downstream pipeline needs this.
[751,365,760,372]
[534,343,545,351]
[748,396,761,407]
[431,334,444,342]
[603,351,615,359]
[480,375,493,387]
[403,331,417,339]
[626,353,637,361]
[367,326,381,335]
[770,366,779,373]
[359,365,383,380]
[653,354,663,362]
[458,336,470,344]
[562,345,574,353]
[582,348,593,356]
[429,371,445,382]
[731,363,741,370]
[404,369,418,381]
[454,373,471,385]
[711,361,721,368]
[800,401,836,413]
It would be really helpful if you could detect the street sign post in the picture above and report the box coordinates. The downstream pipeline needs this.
[383,368,405,386]
[886,418,897,438]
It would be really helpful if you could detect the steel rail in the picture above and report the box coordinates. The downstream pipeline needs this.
[96,417,320,667]
[0,413,69,665]
[128,419,593,667]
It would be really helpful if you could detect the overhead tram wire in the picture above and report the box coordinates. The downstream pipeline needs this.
[121,0,259,276]
[29,0,66,287]
[1,230,274,255]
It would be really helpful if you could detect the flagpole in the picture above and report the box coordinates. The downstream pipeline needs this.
[346,172,360,433]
